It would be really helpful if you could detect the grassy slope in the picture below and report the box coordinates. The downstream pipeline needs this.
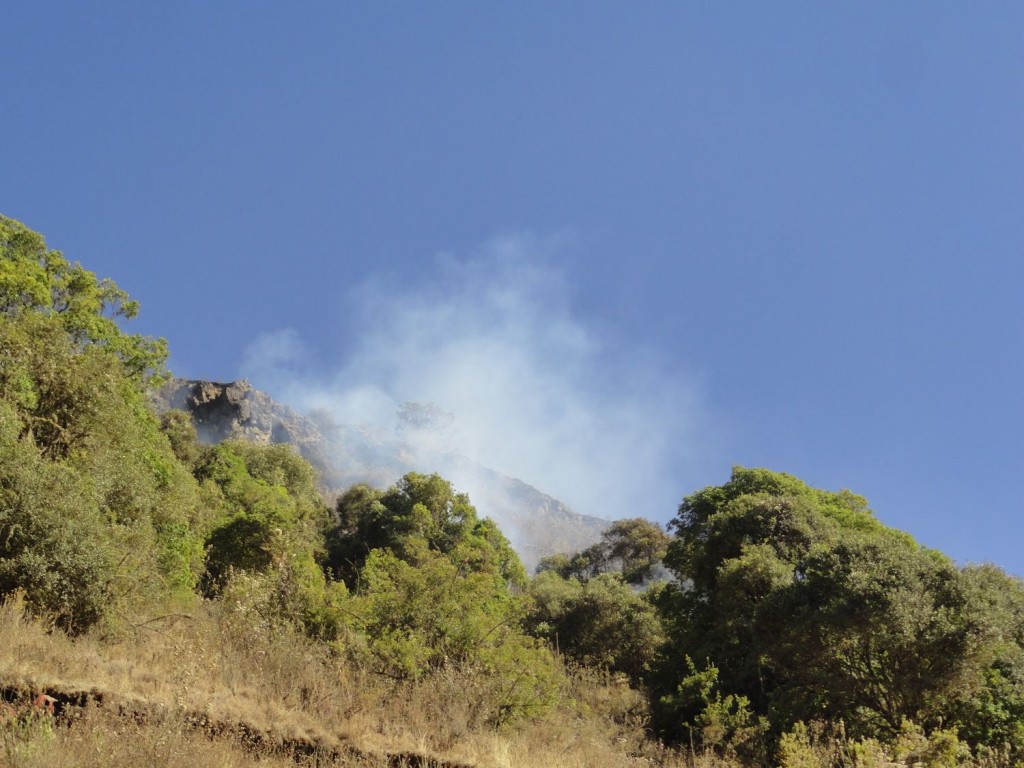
[0,594,699,768]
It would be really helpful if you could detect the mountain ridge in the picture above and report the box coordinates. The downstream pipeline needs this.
[153,378,608,570]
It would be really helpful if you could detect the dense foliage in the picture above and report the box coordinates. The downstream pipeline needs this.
[1,215,1023,765]
[327,474,556,721]
[651,467,1024,762]
[0,218,199,632]
[0,215,167,380]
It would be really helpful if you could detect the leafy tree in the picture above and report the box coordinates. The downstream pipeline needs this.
[160,409,203,468]
[527,570,665,682]
[663,467,891,594]
[536,517,670,585]
[193,440,346,637]
[601,517,671,584]
[350,543,558,724]
[654,467,996,746]
[0,403,125,632]
[529,518,670,684]
[947,564,1024,759]
[0,219,343,635]
[328,472,526,589]
[336,473,556,722]
[0,215,167,381]
[536,544,607,581]
[659,656,769,762]
[0,314,203,631]
[769,534,986,736]
[0,217,193,631]
[352,543,516,676]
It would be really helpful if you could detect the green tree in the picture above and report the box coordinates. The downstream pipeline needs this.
[536,517,670,585]
[194,440,345,638]
[0,218,192,631]
[770,535,986,736]
[655,467,994,745]
[0,314,203,631]
[0,404,126,632]
[160,410,203,468]
[328,472,527,590]
[947,564,1024,759]
[527,570,665,682]
[659,656,769,762]
[0,215,167,381]
[350,541,558,724]
[336,473,556,722]
[601,517,671,584]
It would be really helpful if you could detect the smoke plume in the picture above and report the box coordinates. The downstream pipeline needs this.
[240,233,717,527]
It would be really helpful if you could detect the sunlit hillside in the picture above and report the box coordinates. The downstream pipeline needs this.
[2,216,1023,768]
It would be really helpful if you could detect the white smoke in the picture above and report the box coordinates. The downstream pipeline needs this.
[240,232,717,526]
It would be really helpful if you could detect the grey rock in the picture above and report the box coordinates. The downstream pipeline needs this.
[153,378,607,570]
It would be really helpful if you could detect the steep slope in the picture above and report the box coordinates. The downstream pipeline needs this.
[154,379,607,569]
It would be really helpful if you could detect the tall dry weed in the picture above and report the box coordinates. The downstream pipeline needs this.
[0,592,694,767]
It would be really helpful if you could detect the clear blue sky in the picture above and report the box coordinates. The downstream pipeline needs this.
[4,4,1023,574]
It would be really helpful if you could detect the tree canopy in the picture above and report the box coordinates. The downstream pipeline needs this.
[537,516,670,585]
[328,471,527,590]
[0,215,167,380]
[652,467,1024,760]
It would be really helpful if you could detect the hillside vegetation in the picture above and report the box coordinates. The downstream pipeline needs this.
[1,214,1023,768]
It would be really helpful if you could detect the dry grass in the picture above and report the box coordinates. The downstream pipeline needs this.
[0,593,694,768]
[6,593,1001,768]
[1,703,330,768]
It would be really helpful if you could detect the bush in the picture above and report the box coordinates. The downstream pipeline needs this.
[0,315,204,632]
[527,570,665,683]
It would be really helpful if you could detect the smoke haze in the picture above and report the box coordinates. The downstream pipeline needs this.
[240,233,717,526]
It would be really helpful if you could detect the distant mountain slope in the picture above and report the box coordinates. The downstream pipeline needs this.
[154,379,607,569]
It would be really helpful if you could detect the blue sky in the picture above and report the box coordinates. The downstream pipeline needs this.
[4,4,1023,574]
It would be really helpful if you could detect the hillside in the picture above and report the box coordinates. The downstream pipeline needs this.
[4,214,1024,768]
[154,378,608,570]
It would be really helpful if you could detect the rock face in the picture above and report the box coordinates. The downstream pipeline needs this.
[158,379,306,443]
[153,378,607,570]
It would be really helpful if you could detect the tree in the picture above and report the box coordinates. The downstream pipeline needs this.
[0,217,190,632]
[536,517,670,585]
[601,517,671,584]
[771,534,987,736]
[0,215,167,381]
[327,472,527,590]
[947,564,1024,759]
[654,467,995,745]
[527,570,665,682]
[332,473,555,722]
[349,542,558,723]
[192,440,349,635]
[0,313,204,632]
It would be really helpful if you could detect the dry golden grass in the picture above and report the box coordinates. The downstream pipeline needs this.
[5,593,1002,768]
[1,703,334,768]
[0,593,695,768]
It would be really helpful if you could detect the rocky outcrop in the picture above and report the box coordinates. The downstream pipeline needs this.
[154,378,607,569]
[154,379,343,486]
[157,379,321,446]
